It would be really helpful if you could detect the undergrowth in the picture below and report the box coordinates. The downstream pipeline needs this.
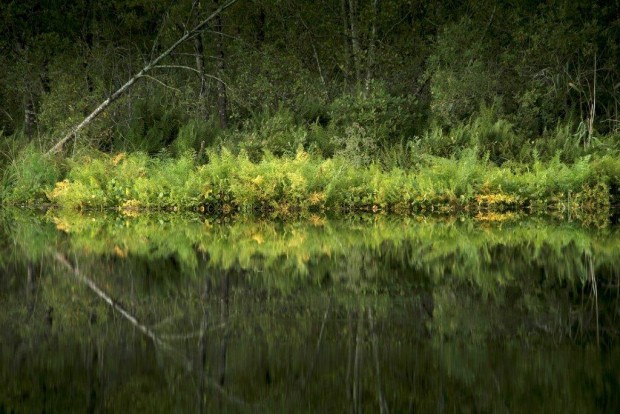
[2,146,612,224]
[2,107,618,222]
[1,145,63,206]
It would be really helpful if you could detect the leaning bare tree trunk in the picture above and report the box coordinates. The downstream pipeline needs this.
[46,0,239,155]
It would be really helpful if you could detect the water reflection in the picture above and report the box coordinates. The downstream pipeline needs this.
[0,211,619,412]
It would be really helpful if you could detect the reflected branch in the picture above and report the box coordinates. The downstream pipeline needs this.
[53,252,253,410]
[587,253,600,346]
[353,308,363,414]
[54,252,169,349]
[300,297,332,388]
[368,306,389,414]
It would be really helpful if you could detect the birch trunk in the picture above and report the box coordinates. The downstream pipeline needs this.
[364,0,379,97]
[348,0,362,85]
[47,0,239,155]
[214,0,229,129]
[341,0,352,84]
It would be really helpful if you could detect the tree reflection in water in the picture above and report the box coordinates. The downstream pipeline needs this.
[0,210,619,412]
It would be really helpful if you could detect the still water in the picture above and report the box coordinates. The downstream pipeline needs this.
[0,211,619,413]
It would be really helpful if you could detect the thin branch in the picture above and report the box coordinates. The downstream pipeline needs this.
[186,0,200,30]
[381,11,413,41]
[297,14,327,88]
[480,5,497,43]
[47,0,240,155]
[141,74,183,92]
[154,65,229,89]
[0,107,14,123]
[203,73,229,88]
[53,251,253,409]
[153,65,201,75]
[153,65,231,89]
[300,298,331,388]
[150,0,182,62]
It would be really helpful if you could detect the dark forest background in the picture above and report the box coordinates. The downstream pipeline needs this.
[1,0,619,165]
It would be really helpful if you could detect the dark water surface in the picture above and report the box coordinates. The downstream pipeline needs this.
[1,211,620,413]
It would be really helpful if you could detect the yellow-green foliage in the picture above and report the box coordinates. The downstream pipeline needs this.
[2,145,62,205]
[38,147,620,217]
[42,211,620,294]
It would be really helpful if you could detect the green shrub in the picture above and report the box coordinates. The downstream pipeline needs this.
[534,122,587,163]
[331,123,379,167]
[234,108,308,161]
[171,119,217,157]
[306,122,335,157]
[115,92,185,153]
[415,110,528,164]
[0,131,30,169]
[414,149,485,201]
[2,145,62,205]
[427,18,501,127]
[329,85,420,147]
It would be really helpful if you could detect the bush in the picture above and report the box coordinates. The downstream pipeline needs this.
[171,119,218,158]
[329,85,420,145]
[115,92,185,153]
[427,18,501,127]
[2,145,63,205]
[414,109,528,164]
[232,108,308,161]
[534,122,587,163]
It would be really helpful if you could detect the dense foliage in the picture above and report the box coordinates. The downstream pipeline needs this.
[0,0,619,210]
[11,147,607,224]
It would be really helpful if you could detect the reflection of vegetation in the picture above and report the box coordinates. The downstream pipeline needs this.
[1,210,620,412]
[42,209,620,287]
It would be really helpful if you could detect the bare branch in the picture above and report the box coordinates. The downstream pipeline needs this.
[141,74,182,92]
[53,252,171,349]
[53,251,253,409]
[153,65,201,75]
[0,107,14,123]
[47,0,240,155]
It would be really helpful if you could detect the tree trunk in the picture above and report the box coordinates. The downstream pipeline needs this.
[195,33,209,122]
[353,308,363,414]
[46,0,239,155]
[340,0,352,84]
[256,7,266,45]
[24,96,36,138]
[214,0,229,129]
[198,279,209,414]
[216,270,230,411]
[193,0,209,122]
[83,0,95,96]
[364,0,378,97]
[298,14,327,89]
[348,0,362,85]
[368,306,389,414]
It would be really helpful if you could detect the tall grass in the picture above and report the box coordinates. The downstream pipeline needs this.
[1,145,62,205]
